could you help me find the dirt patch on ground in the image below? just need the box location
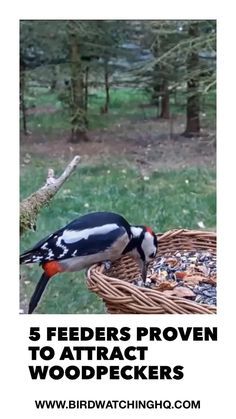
[26,105,58,116]
[20,116,216,172]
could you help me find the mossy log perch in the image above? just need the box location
[20,155,81,236]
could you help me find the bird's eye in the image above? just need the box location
[149,252,156,259]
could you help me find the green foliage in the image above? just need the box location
[20,159,216,314]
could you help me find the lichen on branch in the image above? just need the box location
[20,155,80,235]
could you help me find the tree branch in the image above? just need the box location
[20,155,81,235]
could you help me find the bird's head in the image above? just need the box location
[126,225,158,281]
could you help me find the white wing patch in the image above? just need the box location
[55,236,69,258]
[130,226,143,238]
[62,223,119,244]
[41,241,55,260]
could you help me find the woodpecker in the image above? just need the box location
[20,212,158,314]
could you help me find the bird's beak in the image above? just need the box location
[141,262,149,282]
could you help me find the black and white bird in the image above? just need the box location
[20,211,158,314]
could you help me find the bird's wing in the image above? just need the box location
[20,223,129,264]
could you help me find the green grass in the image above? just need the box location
[23,87,154,133]
[26,110,70,133]
[21,86,216,134]
[20,159,216,314]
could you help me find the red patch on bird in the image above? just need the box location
[42,261,63,278]
[145,226,154,236]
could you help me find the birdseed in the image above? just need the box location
[131,250,217,306]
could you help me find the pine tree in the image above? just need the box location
[68,22,89,142]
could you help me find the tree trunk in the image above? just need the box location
[160,79,170,119]
[184,22,200,137]
[68,25,89,142]
[152,83,160,118]
[84,65,89,113]
[103,59,110,113]
[152,61,160,118]
[20,58,28,135]
[50,65,58,92]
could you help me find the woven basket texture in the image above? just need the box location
[87,229,216,314]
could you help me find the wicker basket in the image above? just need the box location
[87,229,216,314]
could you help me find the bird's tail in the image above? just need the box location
[28,273,50,314]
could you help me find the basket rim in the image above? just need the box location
[157,228,216,239]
